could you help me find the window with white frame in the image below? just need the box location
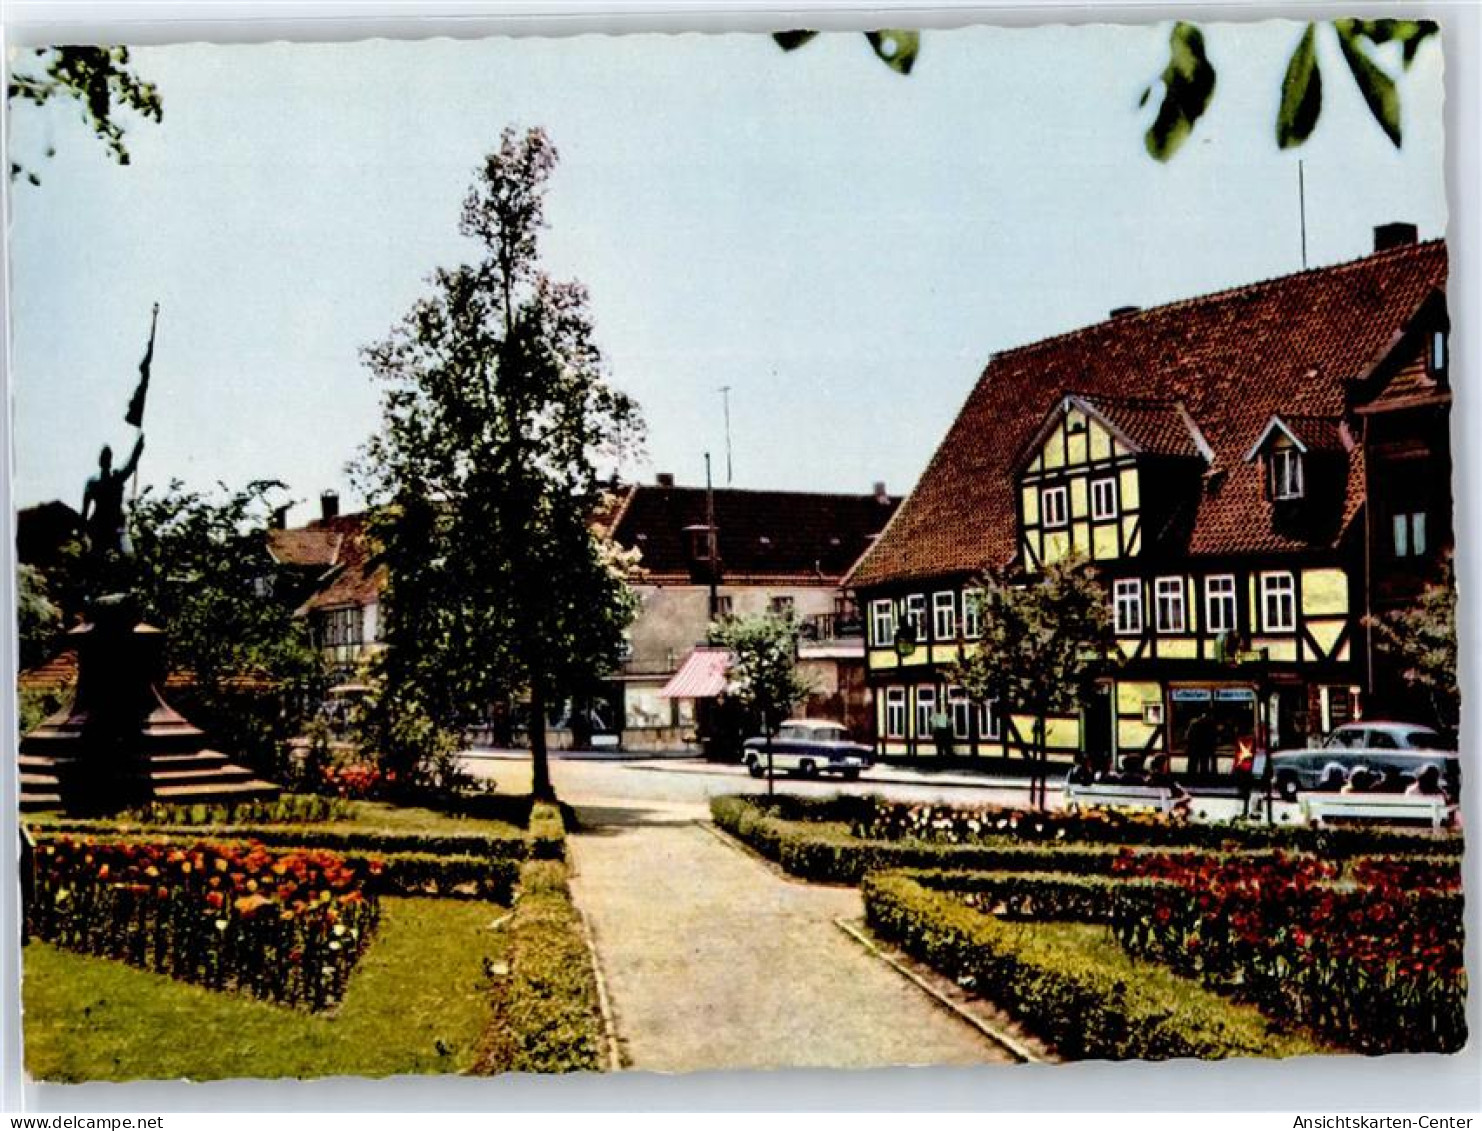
[905,594,926,637]
[1204,574,1237,634]
[1091,477,1118,520]
[769,595,795,616]
[1041,485,1068,528]
[715,595,735,618]
[1393,512,1428,558]
[871,599,894,646]
[1260,571,1296,631]
[916,686,937,737]
[884,688,906,738]
[978,697,1001,739]
[932,591,956,640]
[1270,448,1304,500]
[1155,576,1186,634]
[1113,579,1143,636]
[948,685,972,739]
[963,588,983,638]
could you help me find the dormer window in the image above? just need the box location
[685,525,716,561]
[1270,448,1304,500]
[1430,330,1448,378]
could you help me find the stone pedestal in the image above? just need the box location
[19,599,279,814]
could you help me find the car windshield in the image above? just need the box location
[1323,728,1367,749]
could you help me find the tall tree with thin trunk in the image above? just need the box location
[359,127,643,801]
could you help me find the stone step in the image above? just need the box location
[20,793,64,811]
[147,765,257,784]
[20,772,62,787]
[152,780,279,800]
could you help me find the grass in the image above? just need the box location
[23,897,509,1082]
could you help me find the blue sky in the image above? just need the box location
[8,20,1446,518]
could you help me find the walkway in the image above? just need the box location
[565,797,1011,1073]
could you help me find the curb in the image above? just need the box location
[832,917,1043,1065]
[576,904,625,1072]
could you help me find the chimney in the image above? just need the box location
[1110,305,1141,319]
[1374,222,1418,252]
[873,481,889,504]
[655,472,675,488]
[270,504,290,530]
[320,490,340,522]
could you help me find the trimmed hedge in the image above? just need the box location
[369,852,519,903]
[863,870,1323,1061]
[527,803,567,861]
[727,793,1463,856]
[37,820,531,862]
[712,796,1261,884]
[477,804,605,1074]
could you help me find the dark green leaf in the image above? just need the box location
[865,30,920,75]
[1276,23,1323,149]
[773,30,819,52]
[1354,19,1440,68]
[1335,19,1402,147]
[1144,22,1218,162]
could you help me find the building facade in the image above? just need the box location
[848,230,1450,772]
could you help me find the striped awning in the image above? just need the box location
[659,648,731,699]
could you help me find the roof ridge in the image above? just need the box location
[988,239,1443,364]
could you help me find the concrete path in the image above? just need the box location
[565,797,1011,1073]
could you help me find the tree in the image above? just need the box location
[7,46,162,184]
[17,563,62,671]
[708,610,811,795]
[127,480,323,776]
[1368,554,1457,732]
[359,126,644,802]
[947,556,1118,810]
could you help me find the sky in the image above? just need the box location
[6,20,1448,521]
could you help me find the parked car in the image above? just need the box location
[1270,721,1459,800]
[742,720,873,780]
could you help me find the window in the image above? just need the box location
[1260,572,1296,632]
[1113,579,1143,636]
[916,686,937,738]
[1155,576,1186,634]
[715,595,735,618]
[769,595,795,616]
[1091,477,1118,520]
[948,686,972,740]
[1393,512,1428,558]
[871,599,894,646]
[1432,330,1448,376]
[932,592,957,640]
[963,588,983,639]
[1270,448,1304,500]
[905,594,926,637]
[1204,575,1237,634]
[885,688,906,738]
[686,526,717,560]
[321,606,364,650]
[978,698,1001,739]
[1041,485,1068,528]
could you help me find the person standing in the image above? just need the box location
[1184,707,1217,777]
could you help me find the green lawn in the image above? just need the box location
[24,897,509,1082]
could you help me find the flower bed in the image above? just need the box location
[847,797,1463,855]
[1107,851,1466,1054]
[27,837,380,1010]
[863,870,1322,1061]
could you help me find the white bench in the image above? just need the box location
[1064,782,1180,815]
[1301,792,1455,829]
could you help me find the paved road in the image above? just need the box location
[464,750,1269,822]
[562,795,1009,1072]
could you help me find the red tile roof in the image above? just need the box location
[849,240,1447,588]
[292,513,385,614]
[266,527,344,569]
[609,484,900,584]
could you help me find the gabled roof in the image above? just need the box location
[849,239,1447,588]
[608,483,900,584]
[1023,394,1210,468]
[1244,414,1349,461]
[266,527,344,569]
[291,513,386,614]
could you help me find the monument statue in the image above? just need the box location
[80,434,145,574]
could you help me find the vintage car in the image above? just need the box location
[742,720,873,780]
[1270,721,1459,800]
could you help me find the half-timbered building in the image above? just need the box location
[848,229,1450,772]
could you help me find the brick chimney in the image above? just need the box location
[320,490,340,522]
[1374,222,1418,252]
[655,472,675,488]
[874,481,889,504]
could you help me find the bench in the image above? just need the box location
[1301,792,1456,829]
[1063,781,1181,815]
